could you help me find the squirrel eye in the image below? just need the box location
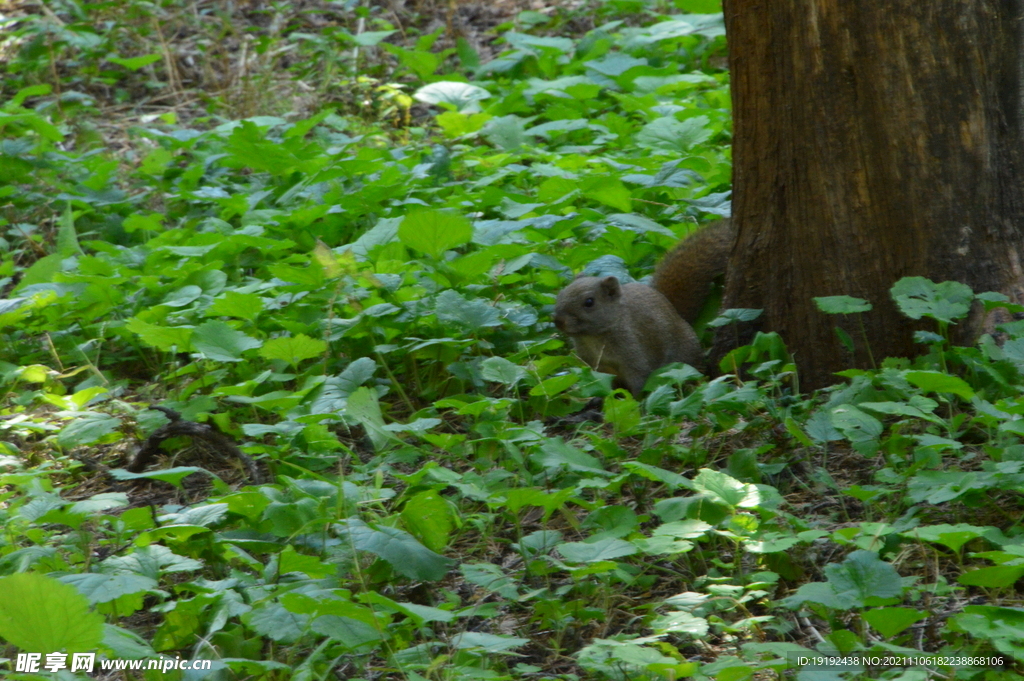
[584,297,594,308]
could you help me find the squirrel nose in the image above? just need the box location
[554,315,566,331]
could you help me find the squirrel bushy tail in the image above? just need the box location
[651,219,735,324]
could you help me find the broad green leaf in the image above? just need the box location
[346,386,396,451]
[436,111,492,137]
[830,405,883,443]
[529,373,578,396]
[636,116,712,154]
[708,308,762,327]
[904,370,975,399]
[649,611,709,637]
[824,550,903,607]
[191,320,262,362]
[340,518,455,581]
[108,54,162,70]
[692,469,760,508]
[483,115,526,151]
[557,538,638,563]
[207,291,264,320]
[57,204,82,256]
[414,81,491,112]
[351,30,395,46]
[461,563,521,599]
[279,546,334,579]
[162,285,203,307]
[110,467,213,490]
[958,566,1024,588]
[583,176,632,211]
[435,289,501,329]
[814,295,872,314]
[398,209,473,259]
[258,334,326,367]
[451,631,530,652]
[125,318,193,351]
[59,573,158,604]
[533,437,606,474]
[0,573,104,652]
[891,277,973,323]
[401,491,454,553]
[243,603,308,644]
[905,524,987,553]
[863,607,928,638]
[311,615,382,649]
[57,413,121,447]
[481,356,528,386]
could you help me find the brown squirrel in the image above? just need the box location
[553,220,734,396]
[652,219,735,324]
[553,276,704,397]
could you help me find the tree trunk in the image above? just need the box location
[719,1,1024,389]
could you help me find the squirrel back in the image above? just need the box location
[652,219,735,324]
[553,276,703,397]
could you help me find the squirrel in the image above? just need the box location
[553,220,734,397]
[553,276,704,398]
[652,219,735,324]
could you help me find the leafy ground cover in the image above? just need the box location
[1,1,1023,679]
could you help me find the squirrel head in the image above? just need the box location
[553,275,624,335]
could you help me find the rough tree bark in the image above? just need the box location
[719,1,1024,389]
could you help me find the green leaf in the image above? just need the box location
[110,467,213,489]
[414,81,491,112]
[583,176,632,211]
[691,469,760,508]
[708,308,763,327]
[311,615,382,649]
[436,111,492,137]
[108,54,162,70]
[398,209,473,259]
[862,607,927,638]
[451,631,530,652]
[814,295,872,314]
[435,289,501,329]
[0,573,104,652]
[891,276,974,323]
[345,386,396,451]
[125,318,194,351]
[650,611,709,637]
[636,116,712,154]
[340,518,455,581]
[161,285,203,307]
[462,563,521,599]
[59,573,158,604]
[830,405,883,443]
[57,413,121,447]
[401,491,454,553]
[481,356,528,386]
[824,550,903,607]
[207,291,264,320]
[57,204,82,256]
[243,602,308,644]
[258,334,326,367]
[483,115,526,151]
[557,538,638,563]
[905,524,985,552]
[279,546,334,579]
[191,320,262,362]
[533,437,607,475]
[958,566,1024,588]
[529,373,578,397]
[904,370,975,399]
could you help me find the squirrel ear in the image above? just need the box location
[600,276,621,296]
